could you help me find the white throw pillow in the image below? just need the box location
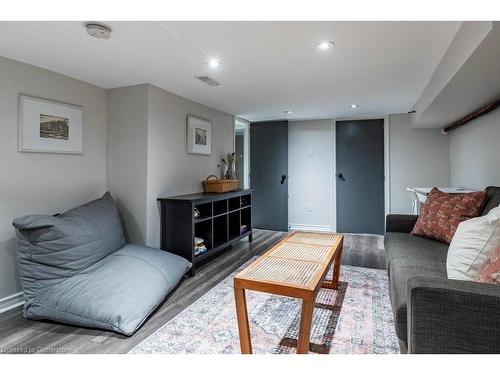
[447,206,500,281]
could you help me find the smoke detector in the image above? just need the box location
[195,75,221,86]
[85,23,112,39]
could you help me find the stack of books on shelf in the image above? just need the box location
[194,237,208,256]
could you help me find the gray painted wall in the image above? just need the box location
[0,57,107,301]
[0,62,234,304]
[450,109,500,190]
[3,56,490,306]
[107,84,235,248]
[389,113,451,213]
[146,84,235,248]
[106,85,149,245]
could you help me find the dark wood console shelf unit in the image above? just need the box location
[158,189,253,276]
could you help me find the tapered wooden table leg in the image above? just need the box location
[234,286,252,354]
[332,242,343,289]
[297,294,315,354]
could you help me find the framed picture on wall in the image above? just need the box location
[186,115,212,155]
[18,94,84,154]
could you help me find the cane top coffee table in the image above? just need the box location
[233,231,344,354]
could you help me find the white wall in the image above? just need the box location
[450,109,500,190]
[288,120,334,231]
[0,57,107,301]
[146,84,235,247]
[389,113,451,213]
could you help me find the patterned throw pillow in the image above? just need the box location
[447,206,500,280]
[411,187,487,244]
[475,247,500,284]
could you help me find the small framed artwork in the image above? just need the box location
[18,94,84,154]
[186,115,212,155]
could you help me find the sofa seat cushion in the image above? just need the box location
[389,259,446,342]
[385,232,449,273]
[23,244,191,336]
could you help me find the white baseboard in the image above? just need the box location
[0,292,25,314]
[288,223,334,232]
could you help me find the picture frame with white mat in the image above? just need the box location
[18,94,84,154]
[186,114,212,155]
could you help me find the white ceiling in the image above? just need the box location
[0,21,461,122]
[412,22,500,128]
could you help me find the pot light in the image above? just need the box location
[284,110,292,114]
[208,58,220,69]
[316,41,335,50]
[349,104,359,109]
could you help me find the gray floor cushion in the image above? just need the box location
[13,192,191,335]
[24,244,191,336]
[13,192,126,302]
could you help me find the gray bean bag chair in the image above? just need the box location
[12,192,191,336]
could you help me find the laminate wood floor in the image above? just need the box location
[0,230,385,354]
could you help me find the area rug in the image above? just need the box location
[130,264,399,354]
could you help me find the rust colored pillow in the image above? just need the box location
[475,247,500,284]
[411,187,487,244]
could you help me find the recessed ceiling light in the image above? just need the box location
[208,58,220,69]
[85,22,112,40]
[284,110,292,114]
[316,41,335,50]
[349,104,359,109]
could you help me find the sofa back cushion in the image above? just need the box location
[447,206,500,281]
[482,186,500,216]
[411,187,487,244]
[12,192,126,302]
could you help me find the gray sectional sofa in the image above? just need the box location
[385,186,500,353]
[13,192,191,336]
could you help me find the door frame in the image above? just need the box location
[332,115,390,233]
[234,117,251,189]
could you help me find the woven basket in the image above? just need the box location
[202,175,239,193]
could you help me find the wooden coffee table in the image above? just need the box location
[234,231,343,354]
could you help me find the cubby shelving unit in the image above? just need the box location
[158,189,252,276]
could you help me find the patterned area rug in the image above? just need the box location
[130,264,399,354]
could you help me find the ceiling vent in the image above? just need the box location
[195,75,221,86]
